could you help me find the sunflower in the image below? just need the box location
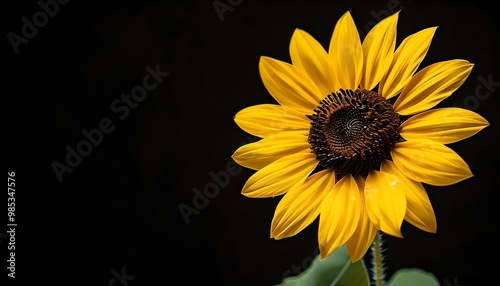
[231,10,489,262]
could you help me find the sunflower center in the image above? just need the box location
[308,88,401,177]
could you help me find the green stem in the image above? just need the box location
[371,231,385,286]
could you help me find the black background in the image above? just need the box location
[2,0,499,285]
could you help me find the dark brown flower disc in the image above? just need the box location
[308,88,401,177]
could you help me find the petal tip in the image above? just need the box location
[427,26,439,34]
[270,231,275,239]
[319,251,328,260]
[259,56,272,64]
[421,222,437,234]
[383,228,404,238]
[318,245,329,260]
[392,231,404,239]
[349,256,362,263]
[273,234,285,240]
[241,187,255,197]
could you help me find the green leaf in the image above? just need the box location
[276,244,370,286]
[387,268,440,286]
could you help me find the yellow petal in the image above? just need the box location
[378,27,437,99]
[259,56,322,114]
[271,169,336,239]
[360,11,398,90]
[381,160,436,233]
[290,29,339,95]
[234,104,310,138]
[394,60,474,115]
[346,176,378,262]
[364,170,406,238]
[400,107,490,144]
[242,150,318,198]
[391,139,473,186]
[319,175,361,259]
[329,11,363,90]
[232,131,310,170]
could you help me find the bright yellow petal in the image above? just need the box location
[393,60,474,115]
[381,160,437,233]
[364,170,406,238]
[319,175,361,259]
[271,169,336,239]
[391,139,473,186]
[234,104,310,138]
[242,150,318,198]
[290,29,338,95]
[232,131,310,170]
[329,11,363,90]
[378,27,437,99]
[259,56,322,114]
[360,11,398,90]
[400,107,489,144]
[346,176,378,262]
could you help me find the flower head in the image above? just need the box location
[232,11,489,262]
